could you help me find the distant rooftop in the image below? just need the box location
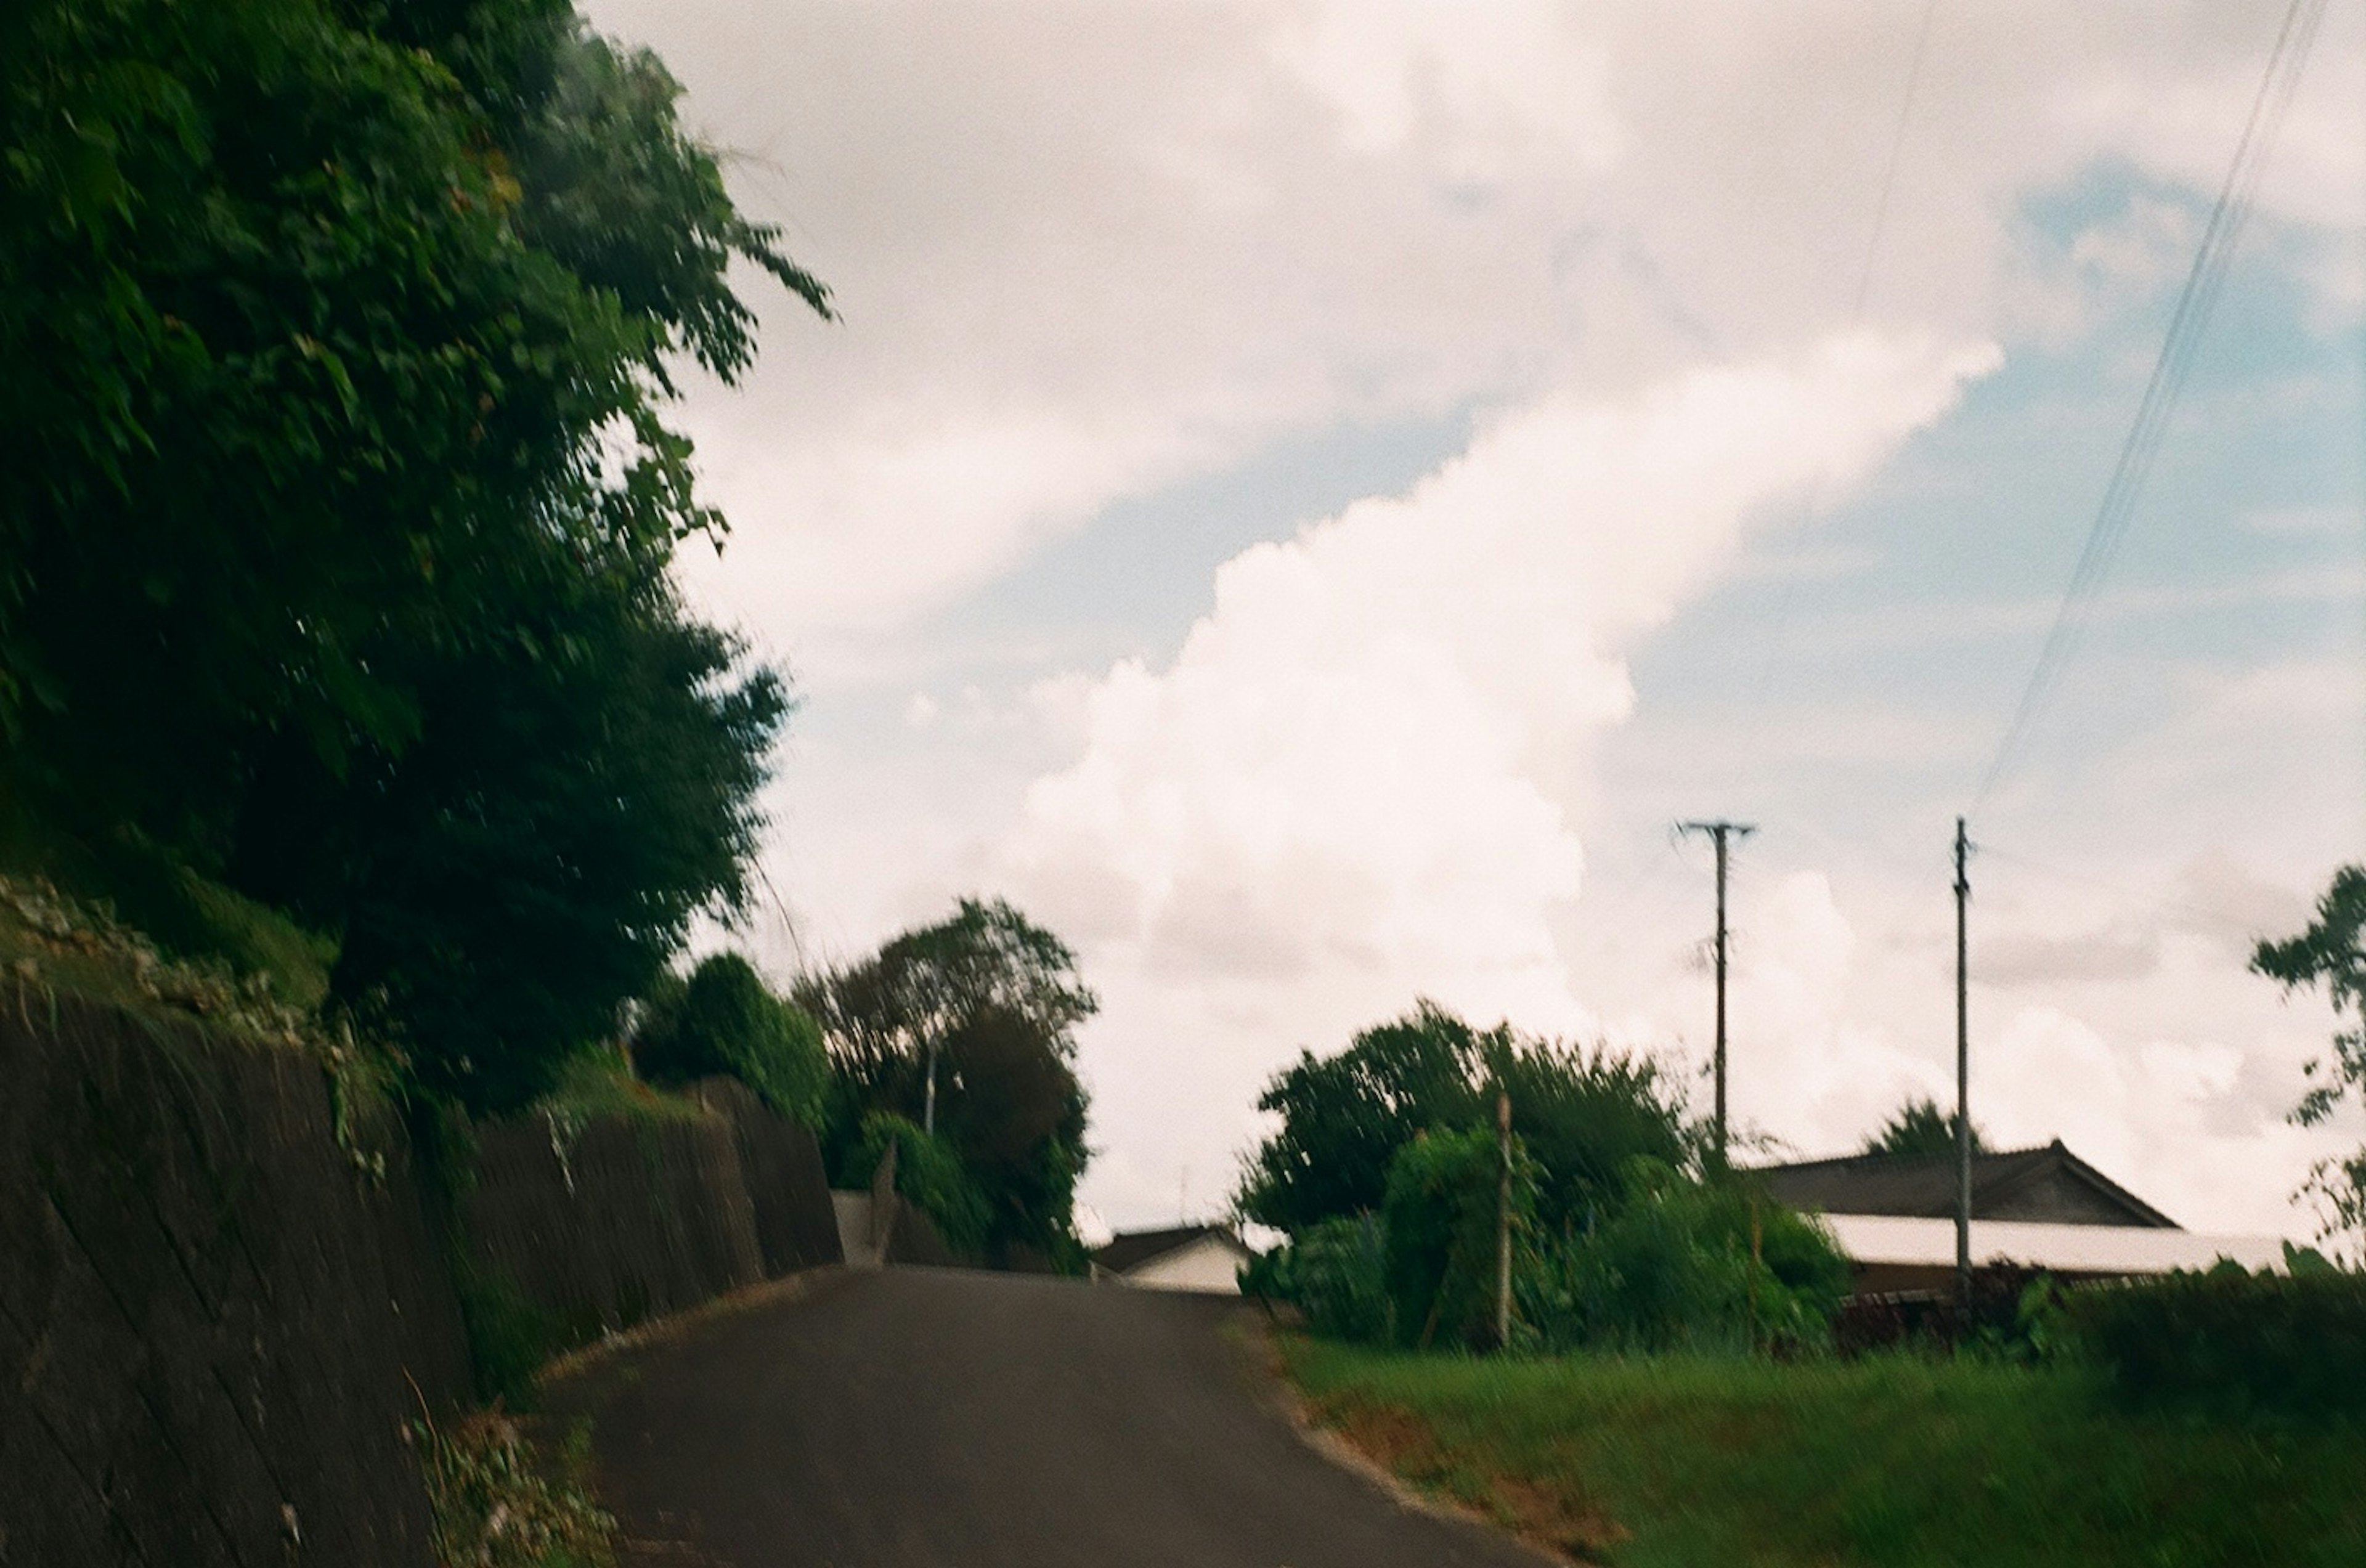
[1091,1224,1246,1275]
[1750,1139,2179,1230]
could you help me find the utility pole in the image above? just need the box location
[1954,815,1973,1310]
[923,1041,938,1135]
[1495,1087,1512,1352]
[1678,819,1755,1165]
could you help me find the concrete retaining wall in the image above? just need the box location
[0,991,840,1568]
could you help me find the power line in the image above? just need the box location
[1848,0,1941,324]
[1972,0,2330,814]
[1978,843,2269,936]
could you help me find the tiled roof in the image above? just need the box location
[1750,1139,2179,1229]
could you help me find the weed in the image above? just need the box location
[412,1412,617,1568]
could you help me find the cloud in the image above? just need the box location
[569,0,2365,1233]
[998,333,1993,1212]
[587,0,2362,651]
[1980,925,2162,986]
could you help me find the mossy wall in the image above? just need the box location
[0,991,840,1568]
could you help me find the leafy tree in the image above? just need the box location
[2254,866,2366,1241]
[630,952,826,1127]
[801,897,1097,1088]
[1498,1033,1692,1232]
[1863,1095,1985,1160]
[1,0,827,1108]
[236,561,786,1112]
[1237,1000,1689,1233]
[1238,1001,1486,1232]
[1245,1216,1391,1343]
[935,1002,1091,1262]
[803,899,1096,1265]
[3,0,816,835]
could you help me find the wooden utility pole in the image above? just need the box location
[1954,815,1973,1308]
[923,1041,938,1135]
[1495,1087,1513,1351]
[1678,820,1755,1164]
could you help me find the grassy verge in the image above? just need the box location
[1280,1336,2366,1567]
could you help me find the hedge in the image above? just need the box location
[2067,1262,2366,1420]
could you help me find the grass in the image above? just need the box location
[1280,1336,2366,1566]
[0,798,335,1009]
[533,1053,709,1128]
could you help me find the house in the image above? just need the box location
[1091,1224,1256,1294]
[1751,1139,2285,1294]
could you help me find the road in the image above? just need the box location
[551,1266,1545,1568]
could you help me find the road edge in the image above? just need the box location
[1227,1312,1572,1567]
[537,1264,855,1391]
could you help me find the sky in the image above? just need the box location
[582,0,2366,1245]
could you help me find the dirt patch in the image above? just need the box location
[1240,1320,1625,1566]
[1487,1473,1628,1564]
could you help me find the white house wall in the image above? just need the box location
[1124,1237,1250,1294]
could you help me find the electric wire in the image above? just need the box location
[1977,843,2272,938]
[1969,0,2330,816]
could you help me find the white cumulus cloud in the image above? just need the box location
[999,333,1997,1214]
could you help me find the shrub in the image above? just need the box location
[415,1413,617,1568]
[848,1112,991,1257]
[1279,1215,1396,1343]
[2065,1259,2366,1420]
[631,953,827,1126]
[1519,1161,1849,1354]
[1383,1126,1538,1350]
[1829,1263,2067,1360]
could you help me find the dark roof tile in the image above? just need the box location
[1749,1139,2179,1229]
[1091,1224,1247,1274]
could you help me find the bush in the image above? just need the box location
[1271,1215,1395,1343]
[631,953,827,1126]
[1519,1161,1849,1354]
[416,1412,618,1568]
[2065,1257,2366,1420]
[847,1112,991,1257]
[1831,1264,2065,1360]
[1383,1126,1537,1350]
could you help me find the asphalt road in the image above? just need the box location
[553,1267,1544,1568]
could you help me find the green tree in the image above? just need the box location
[801,897,1097,1089]
[935,1002,1091,1263]
[235,561,786,1112]
[1,0,827,1109]
[1237,1000,1689,1233]
[631,952,826,1127]
[1238,1001,1486,1232]
[1863,1095,1985,1160]
[2253,866,2366,1241]
[803,899,1096,1265]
